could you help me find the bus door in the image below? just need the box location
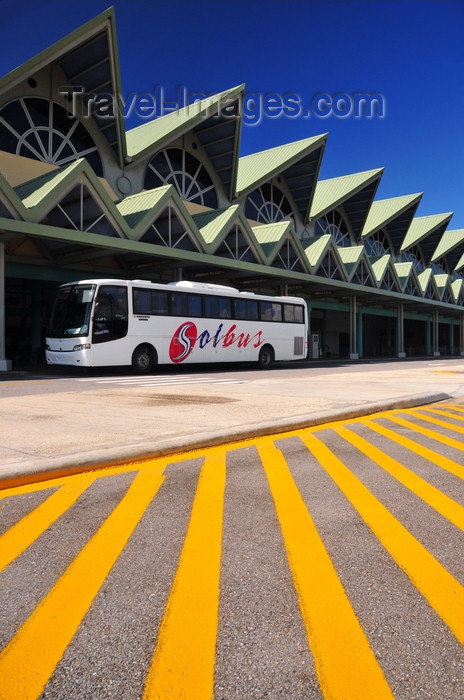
[91,285,128,362]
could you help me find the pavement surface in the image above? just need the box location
[1,357,464,488]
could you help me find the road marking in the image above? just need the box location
[143,450,226,700]
[75,375,247,387]
[408,409,464,435]
[334,423,464,530]
[0,461,166,700]
[379,413,464,453]
[415,406,464,424]
[0,474,95,573]
[299,431,464,645]
[362,417,464,480]
[257,439,395,700]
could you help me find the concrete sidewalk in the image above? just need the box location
[1,358,463,488]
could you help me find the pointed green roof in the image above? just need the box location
[338,246,365,281]
[310,168,383,220]
[451,278,463,303]
[370,254,391,285]
[393,261,413,292]
[401,212,453,252]
[236,134,326,194]
[433,274,450,300]
[126,85,244,159]
[192,206,239,244]
[300,234,332,270]
[116,186,173,230]
[431,228,464,264]
[361,193,422,238]
[417,268,433,295]
[0,8,127,167]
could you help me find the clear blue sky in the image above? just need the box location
[1,0,463,228]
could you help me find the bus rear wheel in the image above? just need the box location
[132,344,156,374]
[258,345,274,369]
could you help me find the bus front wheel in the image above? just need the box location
[258,345,274,369]
[132,344,156,374]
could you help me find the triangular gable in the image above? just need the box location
[401,213,453,263]
[371,255,401,292]
[393,262,413,293]
[236,134,327,222]
[361,193,422,238]
[434,274,453,303]
[0,8,127,167]
[251,221,308,272]
[349,253,376,287]
[403,267,421,297]
[301,234,331,273]
[117,186,203,252]
[15,160,126,236]
[337,246,364,282]
[310,240,346,281]
[431,229,464,272]
[192,206,262,263]
[417,269,439,300]
[310,168,383,239]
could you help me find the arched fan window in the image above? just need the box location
[431,258,448,274]
[315,210,352,247]
[0,97,102,175]
[245,183,293,224]
[144,148,218,208]
[364,230,390,257]
[401,246,424,271]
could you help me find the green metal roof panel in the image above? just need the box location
[401,213,453,252]
[116,186,172,228]
[361,193,422,238]
[14,162,79,208]
[300,235,331,268]
[433,274,449,295]
[431,228,464,262]
[337,246,364,265]
[310,168,383,220]
[417,268,432,294]
[126,85,244,159]
[192,206,240,246]
[370,254,391,284]
[393,262,413,291]
[235,134,327,195]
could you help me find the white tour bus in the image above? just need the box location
[45,279,308,372]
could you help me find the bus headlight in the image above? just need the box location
[73,343,91,351]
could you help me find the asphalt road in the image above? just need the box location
[1,401,464,699]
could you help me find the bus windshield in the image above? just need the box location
[47,284,95,338]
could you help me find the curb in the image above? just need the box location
[0,391,451,491]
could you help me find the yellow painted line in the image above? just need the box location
[0,462,166,700]
[143,450,226,700]
[409,409,464,435]
[257,440,394,700]
[382,414,464,454]
[416,406,464,424]
[334,424,464,530]
[366,416,464,481]
[434,403,464,413]
[299,431,464,645]
[0,474,95,573]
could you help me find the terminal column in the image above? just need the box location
[0,243,12,371]
[396,303,405,357]
[432,309,440,356]
[449,321,455,355]
[349,296,359,359]
[460,315,464,356]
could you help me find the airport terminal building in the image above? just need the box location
[1,8,463,370]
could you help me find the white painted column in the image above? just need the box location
[397,303,405,357]
[0,243,12,371]
[432,309,440,357]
